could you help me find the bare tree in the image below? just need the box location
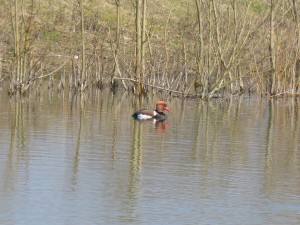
[10,0,36,95]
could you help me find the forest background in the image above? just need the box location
[0,0,299,98]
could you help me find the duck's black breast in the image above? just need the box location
[153,111,167,121]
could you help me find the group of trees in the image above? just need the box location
[0,0,299,98]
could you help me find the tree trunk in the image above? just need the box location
[112,0,122,89]
[141,0,146,80]
[268,0,276,96]
[292,0,300,94]
[14,0,20,83]
[135,0,146,95]
[195,0,205,97]
[80,0,86,91]
[135,0,142,95]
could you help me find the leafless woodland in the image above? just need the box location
[0,0,299,98]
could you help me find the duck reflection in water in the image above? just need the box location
[133,118,171,133]
[155,120,170,133]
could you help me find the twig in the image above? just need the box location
[37,60,69,79]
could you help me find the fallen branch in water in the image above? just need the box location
[37,60,69,79]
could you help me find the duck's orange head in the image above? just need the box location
[156,101,172,113]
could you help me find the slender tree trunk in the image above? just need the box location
[163,7,173,85]
[292,0,300,94]
[14,0,20,83]
[195,0,204,97]
[21,0,34,87]
[209,0,225,98]
[207,1,213,95]
[80,0,86,91]
[231,0,238,91]
[141,0,146,80]
[268,0,276,95]
[135,0,142,95]
[135,0,146,95]
[112,0,122,89]
[116,0,121,46]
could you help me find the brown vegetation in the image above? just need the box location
[0,0,300,98]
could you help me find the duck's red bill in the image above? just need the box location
[165,107,172,112]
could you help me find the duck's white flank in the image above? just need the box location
[137,111,157,120]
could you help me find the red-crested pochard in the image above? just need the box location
[132,101,172,121]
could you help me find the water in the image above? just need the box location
[0,87,299,225]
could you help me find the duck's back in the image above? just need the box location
[132,109,156,120]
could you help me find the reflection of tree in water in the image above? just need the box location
[128,114,171,202]
[265,99,274,170]
[130,120,143,184]
[71,94,86,190]
[112,92,127,160]
[4,98,28,193]
[264,98,300,193]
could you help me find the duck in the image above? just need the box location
[132,101,172,121]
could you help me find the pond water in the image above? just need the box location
[0,86,299,225]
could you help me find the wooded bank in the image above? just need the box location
[0,0,299,98]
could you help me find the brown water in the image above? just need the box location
[0,86,299,225]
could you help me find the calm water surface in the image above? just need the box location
[0,87,299,225]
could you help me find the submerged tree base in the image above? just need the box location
[2,76,294,101]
